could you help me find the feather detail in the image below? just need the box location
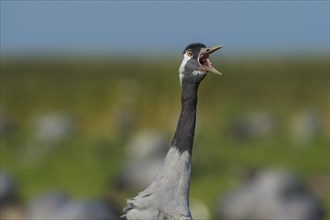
[123,148,192,220]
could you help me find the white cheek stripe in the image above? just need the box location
[192,70,205,75]
[178,54,192,86]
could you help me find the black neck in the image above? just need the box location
[171,82,200,154]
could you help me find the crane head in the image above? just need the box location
[179,43,222,85]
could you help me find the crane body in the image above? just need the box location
[123,43,222,220]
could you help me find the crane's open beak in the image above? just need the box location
[199,45,222,75]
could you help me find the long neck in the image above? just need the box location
[171,82,199,154]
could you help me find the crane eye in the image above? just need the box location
[186,50,193,57]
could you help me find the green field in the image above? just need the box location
[1,55,329,218]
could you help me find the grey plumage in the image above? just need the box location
[124,148,192,220]
[123,43,222,220]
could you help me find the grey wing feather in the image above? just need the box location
[122,189,154,217]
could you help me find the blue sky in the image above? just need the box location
[1,1,329,55]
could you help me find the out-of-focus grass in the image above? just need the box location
[1,55,329,218]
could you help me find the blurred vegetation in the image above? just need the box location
[1,55,329,218]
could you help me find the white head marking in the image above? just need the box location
[192,70,206,76]
[178,53,192,86]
